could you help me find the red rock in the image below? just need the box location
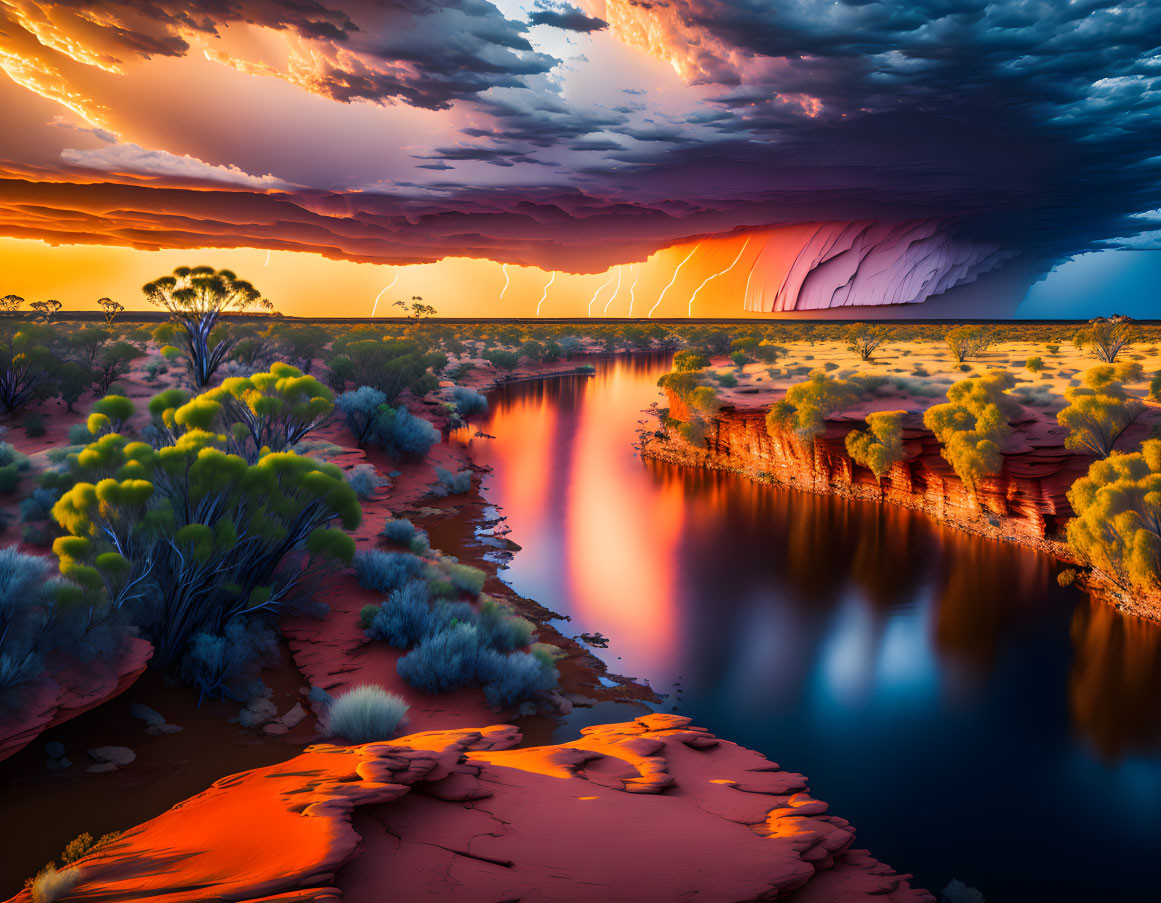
[1,716,931,903]
[0,636,152,763]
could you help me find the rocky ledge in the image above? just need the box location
[3,714,931,903]
[0,636,153,763]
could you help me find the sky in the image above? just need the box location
[1,0,1159,318]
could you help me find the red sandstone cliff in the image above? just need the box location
[649,389,1087,552]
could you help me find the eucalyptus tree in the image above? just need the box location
[30,299,62,323]
[923,370,1021,493]
[142,266,273,387]
[0,294,23,316]
[1057,364,1144,458]
[97,297,124,326]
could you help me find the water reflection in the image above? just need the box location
[459,353,1161,901]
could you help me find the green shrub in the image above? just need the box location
[672,350,708,371]
[1057,365,1143,458]
[1025,356,1044,373]
[48,424,359,695]
[944,325,995,363]
[845,410,905,480]
[923,370,1020,491]
[767,369,860,445]
[1066,439,1161,593]
[346,464,381,499]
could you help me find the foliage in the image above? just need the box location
[1066,439,1161,593]
[1057,365,1144,458]
[0,326,55,412]
[450,385,488,416]
[1075,315,1134,363]
[87,395,135,437]
[354,549,425,595]
[59,831,121,866]
[944,325,996,363]
[380,517,417,544]
[923,370,1020,491]
[142,265,273,387]
[766,369,860,445]
[150,363,333,461]
[325,335,440,401]
[1025,356,1044,373]
[336,386,388,445]
[30,300,62,323]
[673,349,709,371]
[0,441,30,492]
[373,405,439,459]
[325,682,409,741]
[846,324,891,362]
[346,464,382,499]
[97,298,124,326]
[845,410,905,480]
[483,348,519,370]
[29,864,82,903]
[47,423,359,691]
[0,294,24,315]
[433,466,472,495]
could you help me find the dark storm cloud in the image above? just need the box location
[3,0,556,110]
[596,0,1161,256]
[527,2,608,33]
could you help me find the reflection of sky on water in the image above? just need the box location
[461,353,1161,901]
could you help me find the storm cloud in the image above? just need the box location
[0,0,1159,296]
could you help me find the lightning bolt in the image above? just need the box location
[500,263,510,301]
[648,244,700,318]
[535,271,557,317]
[743,258,757,310]
[602,265,623,316]
[264,249,270,266]
[628,265,641,317]
[371,272,399,317]
[687,236,751,317]
[586,269,617,317]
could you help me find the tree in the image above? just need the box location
[142,266,273,387]
[30,299,62,323]
[846,324,892,362]
[1057,364,1143,458]
[923,370,1020,493]
[944,325,996,363]
[48,427,360,693]
[1076,315,1134,363]
[392,296,436,318]
[1066,440,1161,593]
[94,340,144,394]
[150,363,334,462]
[0,327,55,412]
[97,297,124,326]
[845,410,906,486]
[766,369,861,446]
[0,294,24,316]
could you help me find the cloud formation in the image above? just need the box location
[0,0,1158,311]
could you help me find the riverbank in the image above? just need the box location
[644,381,1161,622]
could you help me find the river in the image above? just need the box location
[459,351,1161,902]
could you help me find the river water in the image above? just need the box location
[460,352,1161,902]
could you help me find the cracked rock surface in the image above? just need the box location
[1,715,931,903]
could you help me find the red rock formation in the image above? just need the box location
[2,715,932,903]
[0,636,153,763]
[651,389,1085,553]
